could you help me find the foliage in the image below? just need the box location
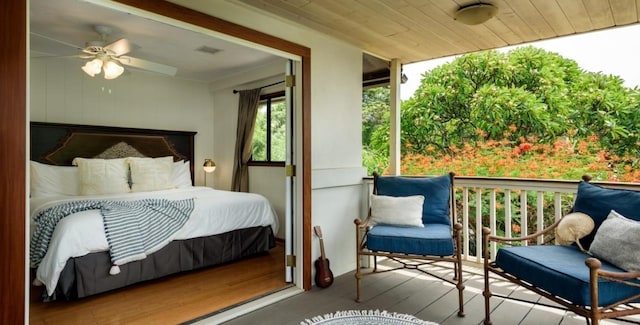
[252,99,287,161]
[362,87,391,174]
[363,46,640,180]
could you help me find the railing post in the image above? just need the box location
[489,189,497,258]
[520,191,528,245]
[475,189,483,263]
[536,191,544,244]
[463,188,470,260]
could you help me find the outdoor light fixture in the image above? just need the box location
[454,3,498,25]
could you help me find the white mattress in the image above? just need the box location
[30,187,279,296]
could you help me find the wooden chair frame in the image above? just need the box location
[482,178,640,325]
[354,172,465,317]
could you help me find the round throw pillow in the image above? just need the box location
[556,212,594,252]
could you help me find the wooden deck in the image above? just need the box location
[220,261,638,325]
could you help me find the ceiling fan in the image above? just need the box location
[67,25,177,79]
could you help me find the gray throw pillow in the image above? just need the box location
[589,210,640,272]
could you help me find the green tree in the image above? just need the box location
[362,86,390,174]
[381,46,638,158]
[363,46,640,175]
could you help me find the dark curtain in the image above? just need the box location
[231,88,261,192]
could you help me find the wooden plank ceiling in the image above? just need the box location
[238,0,640,64]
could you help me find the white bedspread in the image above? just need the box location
[30,187,279,296]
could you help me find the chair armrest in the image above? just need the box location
[586,258,640,280]
[354,216,371,228]
[483,218,563,244]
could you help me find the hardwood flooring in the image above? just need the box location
[29,242,287,325]
[221,261,640,325]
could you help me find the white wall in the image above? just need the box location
[249,166,286,239]
[30,57,215,186]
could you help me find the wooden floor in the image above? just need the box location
[222,261,640,325]
[29,242,287,324]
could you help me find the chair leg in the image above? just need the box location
[355,266,362,302]
[454,227,465,317]
[482,228,492,325]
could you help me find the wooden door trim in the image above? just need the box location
[2,1,27,324]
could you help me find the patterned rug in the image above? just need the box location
[300,310,439,325]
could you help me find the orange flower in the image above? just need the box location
[519,142,533,152]
[512,224,521,233]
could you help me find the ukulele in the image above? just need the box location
[313,225,334,288]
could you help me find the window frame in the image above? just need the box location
[249,90,286,167]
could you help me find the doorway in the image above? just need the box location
[32,1,304,320]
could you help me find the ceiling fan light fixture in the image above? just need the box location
[103,60,124,79]
[454,3,498,25]
[82,58,103,77]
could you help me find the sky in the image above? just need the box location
[400,24,640,100]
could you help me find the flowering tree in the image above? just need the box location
[363,46,640,180]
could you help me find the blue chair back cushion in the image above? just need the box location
[496,245,640,306]
[367,224,454,256]
[375,174,451,225]
[573,181,640,248]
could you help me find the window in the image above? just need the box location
[250,91,286,165]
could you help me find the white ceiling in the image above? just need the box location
[29,0,285,83]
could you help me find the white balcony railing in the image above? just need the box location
[364,176,640,263]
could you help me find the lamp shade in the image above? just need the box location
[203,159,216,173]
[454,3,498,25]
[103,60,125,79]
[81,58,103,77]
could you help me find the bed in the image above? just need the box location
[30,122,278,301]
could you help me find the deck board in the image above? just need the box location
[221,262,636,325]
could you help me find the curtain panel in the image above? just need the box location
[231,88,261,192]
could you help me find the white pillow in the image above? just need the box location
[72,158,130,195]
[128,156,175,192]
[30,161,80,197]
[370,195,425,228]
[172,160,193,188]
[589,210,640,272]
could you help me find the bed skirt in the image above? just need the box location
[41,225,275,301]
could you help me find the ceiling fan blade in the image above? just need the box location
[105,38,131,56]
[30,32,84,56]
[118,56,177,76]
[32,53,95,60]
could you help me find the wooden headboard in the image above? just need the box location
[30,122,197,183]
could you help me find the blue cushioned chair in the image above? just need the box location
[482,176,640,325]
[354,172,464,317]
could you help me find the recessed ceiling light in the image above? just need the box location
[195,45,222,55]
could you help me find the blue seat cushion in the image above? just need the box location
[496,245,640,306]
[376,174,451,225]
[573,181,640,248]
[366,223,454,256]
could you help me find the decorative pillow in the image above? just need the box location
[589,210,640,272]
[556,212,594,252]
[72,158,130,195]
[30,161,80,197]
[369,195,425,228]
[376,174,451,225]
[172,160,193,188]
[572,181,640,249]
[128,156,175,192]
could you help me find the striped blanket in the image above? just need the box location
[30,198,195,269]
